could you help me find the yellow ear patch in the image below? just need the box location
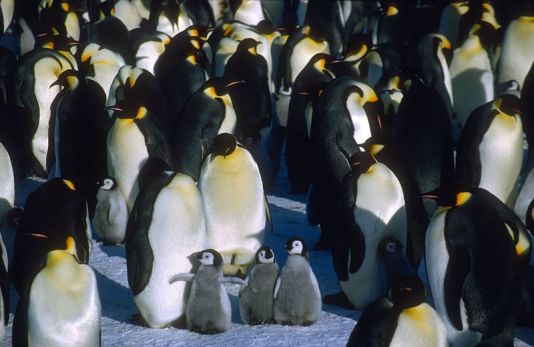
[455,192,472,206]
[204,86,217,99]
[369,144,384,156]
[368,91,378,103]
[386,5,399,16]
[66,236,76,254]
[248,46,257,55]
[63,179,76,191]
[43,41,54,50]
[188,28,199,37]
[186,54,197,65]
[190,39,200,50]
[136,106,147,120]
[61,2,70,11]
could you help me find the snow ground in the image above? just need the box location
[1,168,534,346]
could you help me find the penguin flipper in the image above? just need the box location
[220,276,247,286]
[273,276,281,299]
[169,273,195,284]
[443,241,469,331]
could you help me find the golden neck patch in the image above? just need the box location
[455,192,472,206]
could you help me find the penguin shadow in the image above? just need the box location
[93,270,136,322]
[98,243,126,258]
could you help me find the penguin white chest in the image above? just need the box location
[478,114,523,202]
[134,175,207,328]
[347,93,372,145]
[28,263,101,347]
[291,39,329,84]
[234,1,265,25]
[107,120,148,210]
[389,304,448,347]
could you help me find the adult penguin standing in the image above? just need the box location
[286,53,335,193]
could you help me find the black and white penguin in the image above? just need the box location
[147,0,194,37]
[11,178,92,296]
[303,0,343,57]
[92,177,128,244]
[274,237,321,325]
[223,38,271,143]
[130,28,170,75]
[107,73,171,211]
[439,0,470,48]
[126,158,208,328]
[335,151,407,310]
[455,94,524,204]
[199,133,267,276]
[169,249,240,334]
[170,78,237,181]
[425,189,521,346]
[5,44,75,177]
[37,0,81,46]
[450,21,496,131]
[12,236,101,347]
[230,0,267,26]
[496,6,534,93]
[239,245,279,325]
[347,237,448,347]
[286,53,334,193]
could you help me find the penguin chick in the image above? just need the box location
[274,237,321,325]
[169,249,245,334]
[239,246,279,325]
[92,177,128,244]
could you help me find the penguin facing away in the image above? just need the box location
[239,245,279,325]
[199,133,267,276]
[126,159,208,328]
[169,249,246,334]
[274,237,321,326]
[92,177,128,244]
[13,236,101,347]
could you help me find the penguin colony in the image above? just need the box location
[0,0,533,346]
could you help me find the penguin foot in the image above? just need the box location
[322,291,354,309]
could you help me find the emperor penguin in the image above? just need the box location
[107,0,142,31]
[231,0,266,26]
[286,53,335,193]
[126,158,208,329]
[455,94,524,204]
[335,151,407,310]
[147,0,194,38]
[169,249,239,334]
[37,0,81,46]
[11,178,92,296]
[131,29,170,75]
[107,75,171,211]
[92,177,128,245]
[0,142,14,227]
[496,9,534,92]
[274,237,321,326]
[5,44,75,177]
[12,236,101,347]
[449,21,496,131]
[199,133,267,276]
[439,1,470,47]
[425,190,521,346]
[170,78,237,181]
[347,238,447,347]
[239,245,279,325]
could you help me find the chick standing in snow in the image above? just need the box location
[239,246,279,324]
[274,237,321,325]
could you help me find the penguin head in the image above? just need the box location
[431,34,452,65]
[389,275,426,309]
[97,177,117,191]
[210,133,237,158]
[468,21,498,49]
[256,20,280,42]
[285,237,309,258]
[255,246,275,264]
[309,53,335,79]
[493,94,522,117]
[196,249,223,267]
[50,69,80,90]
[237,37,261,55]
[348,150,376,177]
[344,33,372,61]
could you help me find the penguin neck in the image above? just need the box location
[461,34,483,53]
[44,251,84,286]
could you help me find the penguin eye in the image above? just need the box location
[386,242,397,253]
[260,251,265,258]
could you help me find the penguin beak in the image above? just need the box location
[105,105,124,112]
[226,80,245,88]
[50,79,63,89]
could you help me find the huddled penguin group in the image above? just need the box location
[0,0,533,345]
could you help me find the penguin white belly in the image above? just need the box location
[478,114,523,203]
[93,191,128,244]
[450,47,494,128]
[218,283,231,325]
[114,0,142,31]
[65,12,80,41]
[32,57,69,173]
[135,42,163,75]
[0,143,14,226]
[199,150,265,271]
[87,58,123,101]
[437,47,453,105]
[28,264,100,347]
[389,303,448,347]
[347,96,372,145]
[290,39,329,84]
[497,17,534,89]
[218,103,237,135]
[1,0,14,33]
[234,1,265,25]
[134,174,207,328]
[340,164,407,309]
[157,15,180,38]
[107,120,149,210]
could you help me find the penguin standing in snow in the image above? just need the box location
[169,249,245,334]
[239,245,278,325]
[274,237,321,326]
[347,237,448,347]
[92,177,128,244]
[12,236,101,347]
